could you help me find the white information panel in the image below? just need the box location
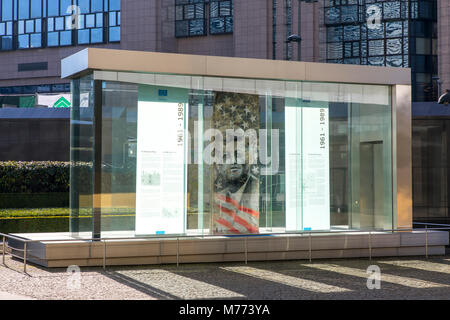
[285,106,330,231]
[135,101,188,235]
[285,106,302,231]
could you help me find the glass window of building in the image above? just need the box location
[175,0,207,37]
[209,0,233,34]
[323,0,437,102]
[0,0,120,49]
[175,0,233,37]
[0,0,13,50]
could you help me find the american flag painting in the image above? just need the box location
[211,91,260,234]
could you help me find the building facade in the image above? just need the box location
[0,0,320,106]
[320,0,438,102]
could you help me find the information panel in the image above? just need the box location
[285,105,330,231]
[135,101,188,235]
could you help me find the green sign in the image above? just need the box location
[53,97,71,108]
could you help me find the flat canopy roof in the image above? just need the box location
[61,48,411,86]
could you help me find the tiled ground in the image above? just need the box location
[0,254,449,300]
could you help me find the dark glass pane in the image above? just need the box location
[344,58,360,65]
[368,39,384,56]
[225,16,232,33]
[30,33,41,47]
[48,17,54,31]
[86,14,95,27]
[343,25,359,41]
[109,11,116,25]
[387,38,402,55]
[35,18,41,32]
[383,1,401,19]
[368,56,385,66]
[341,5,357,23]
[18,34,29,48]
[195,4,204,19]
[327,26,342,42]
[31,0,42,18]
[37,85,51,93]
[189,19,204,35]
[386,21,402,38]
[79,0,90,14]
[175,20,188,37]
[2,36,13,49]
[367,23,384,40]
[109,26,120,41]
[325,7,340,24]
[60,30,71,45]
[91,27,103,43]
[19,20,25,34]
[96,13,103,27]
[220,1,231,16]
[48,32,59,46]
[48,0,59,17]
[386,55,403,68]
[26,20,34,33]
[78,29,90,44]
[109,0,120,11]
[60,0,72,16]
[175,6,183,21]
[185,5,195,19]
[210,17,224,34]
[2,0,13,21]
[327,42,343,59]
[210,1,218,18]
[92,0,103,12]
[19,0,30,20]
[55,17,64,30]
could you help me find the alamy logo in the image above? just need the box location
[366,265,381,290]
[66,265,81,290]
[366,5,382,30]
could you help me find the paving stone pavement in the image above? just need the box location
[0,254,449,300]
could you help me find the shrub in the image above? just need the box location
[0,161,71,193]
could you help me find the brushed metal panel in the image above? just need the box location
[394,85,413,230]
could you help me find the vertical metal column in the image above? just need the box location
[93,80,103,240]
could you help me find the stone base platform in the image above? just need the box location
[6,231,449,268]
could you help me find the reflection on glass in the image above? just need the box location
[70,73,394,237]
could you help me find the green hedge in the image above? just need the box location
[0,161,71,193]
[0,193,69,209]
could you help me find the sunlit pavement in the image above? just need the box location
[0,255,449,300]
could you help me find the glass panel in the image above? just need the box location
[19,0,30,20]
[48,0,59,17]
[109,25,120,41]
[109,0,120,11]
[60,0,72,15]
[60,30,71,45]
[78,28,89,44]
[31,0,42,18]
[91,27,103,43]
[47,31,58,46]
[2,0,13,21]
[30,32,41,47]
[70,75,95,235]
[18,34,29,48]
[92,0,103,12]
[71,73,394,238]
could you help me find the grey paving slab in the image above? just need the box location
[0,254,449,300]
